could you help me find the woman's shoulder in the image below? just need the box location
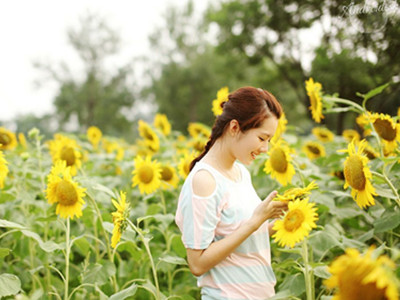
[192,168,216,198]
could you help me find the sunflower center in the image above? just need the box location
[307,145,321,155]
[270,148,288,173]
[319,133,327,139]
[284,209,305,232]
[310,94,317,108]
[143,129,154,141]
[373,119,396,141]
[60,147,76,166]
[0,133,11,146]
[138,166,154,184]
[56,180,78,206]
[344,155,366,190]
[161,166,173,181]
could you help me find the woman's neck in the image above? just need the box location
[203,139,236,171]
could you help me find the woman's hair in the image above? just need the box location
[190,86,283,171]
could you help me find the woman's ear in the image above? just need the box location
[228,119,240,136]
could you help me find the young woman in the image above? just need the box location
[175,87,288,299]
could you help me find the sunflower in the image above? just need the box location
[103,139,125,161]
[276,181,318,202]
[111,191,130,248]
[325,247,399,300]
[342,129,361,143]
[264,140,295,186]
[272,198,318,248]
[18,133,27,149]
[187,136,207,153]
[188,122,211,139]
[132,155,162,195]
[0,150,9,189]
[305,78,324,123]
[160,163,179,190]
[302,141,326,160]
[356,114,373,136]
[212,86,229,117]
[87,126,102,149]
[363,142,379,160]
[154,113,171,136]
[0,127,17,150]
[312,127,334,142]
[138,120,160,152]
[48,134,82,176]
[46,160,86,219]
[136,139,156,157]
[368,112,400,153]
[271,112,288,143]
[343,139,377,209]
[178,151,196,179]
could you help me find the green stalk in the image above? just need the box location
[86,193,118,292]
[323,96,364,114]
[159,190,167,215]
[127,219,160,300]
[64,218,71,300]
[301,239,314,300]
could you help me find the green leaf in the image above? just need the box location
[0,219,27,229]
[356,83,389,101]
[374,211,400,233]
[313,265,331,279]
[374,185,398,200]
[109,283,137,300]
[0,248,11,259]
[140,280,167,300]
[268,290,293,300]
[21,230,64,253]
[278,273,305,296]
[158,254,187,265]
[81,261,116,286]
[171,235,186,258]
[0,192,14,204]
[0,273,21,297]
[308,231,342,260]
[73,236,91,256]
[92,183,117,198]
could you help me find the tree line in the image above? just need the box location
[6,0,400,140]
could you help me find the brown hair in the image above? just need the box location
[190,86,283,171]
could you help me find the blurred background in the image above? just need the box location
[1,0,399,142]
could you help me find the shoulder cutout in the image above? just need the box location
[192,169,217,198]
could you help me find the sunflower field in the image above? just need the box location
[1,79,399,300]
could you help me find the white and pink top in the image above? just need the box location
[175,161,276,300]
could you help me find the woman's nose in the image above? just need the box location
[260,143,269,153]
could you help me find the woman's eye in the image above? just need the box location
[259,137,265,142]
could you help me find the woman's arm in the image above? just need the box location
[186,189,287,276]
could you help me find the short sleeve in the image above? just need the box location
[175,179,223,250]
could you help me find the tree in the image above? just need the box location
[141,1,308,132]
[34,12,136,138]
[206,0,400,132]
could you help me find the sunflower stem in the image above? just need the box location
[86,192,118,292]
[301,239,314,300]
[159,190,167,214]
[127,219,160,300]
[64,218,70,300]
[323,96,364,114]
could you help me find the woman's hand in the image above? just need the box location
[250,191,288,231]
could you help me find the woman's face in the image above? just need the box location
[233,116,278,165]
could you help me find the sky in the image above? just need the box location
[0,0,209,124]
